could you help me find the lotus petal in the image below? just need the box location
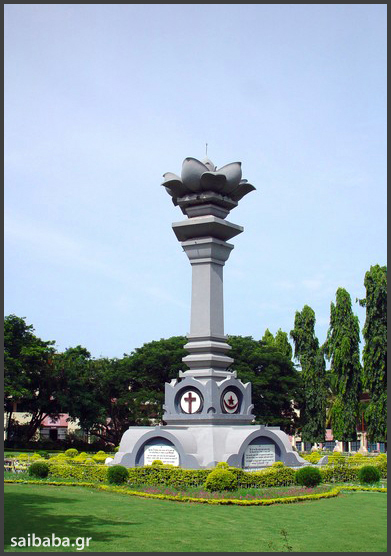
[181,157,209,192]
[163,172,181,182]
[200,171,226,192]
[216,162,242,195]
[162,178,188,199]
[230,181,256,202]
[201,157,217,172]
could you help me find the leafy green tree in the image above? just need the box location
[358,264,387,441]
[261,328,293,359]
[261,328,275,347]
[290,306,327,443]
[58,337,188,446]
[324,288,362,441]
[4,315,59,441]
[227,335,302,433]
[274,329,293,360]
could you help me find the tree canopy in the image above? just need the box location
[359,264,387,441]
[324,288,362,441]
[227,335,302,433]
[290,305,327,443]
[4,315,59,441]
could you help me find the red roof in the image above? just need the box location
[41,414,70,427]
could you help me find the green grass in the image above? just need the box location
[4,483,387,552]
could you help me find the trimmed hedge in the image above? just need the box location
[48,462,108,482]
[44,459,386,488]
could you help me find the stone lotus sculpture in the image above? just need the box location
[162,157,255,216]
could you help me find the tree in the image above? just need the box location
[358,264,387,441]
[227,335,302,433]
[261,328,293,359]
[324,288,362,441]
[290,306,327,443]
[4,315,59,441]
[57,337,188,446]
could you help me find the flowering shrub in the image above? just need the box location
[6,479,385,506]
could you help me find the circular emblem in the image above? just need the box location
[180,389,202,414]
[222,390,239,413]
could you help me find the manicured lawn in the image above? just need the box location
[4,483,387,552]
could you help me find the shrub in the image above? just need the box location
[92,454,108,464]
[151,460,164,466]
[328,452,346,465]
[271,461,285,468]
[295,466,322,488]
[358,465,381,485]
[28,462,49,478]
[48,462,108,482]
[65,448,79,458]
[114,446,119,453]
[107,465,129,485]
[204,469,238,492]
[301,452,322,464]
[73,453,88,464]
[215,462,230,469]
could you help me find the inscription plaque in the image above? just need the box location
[144,444,179,466]
[244,443,275,469]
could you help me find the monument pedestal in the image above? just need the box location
[113,423,307,469]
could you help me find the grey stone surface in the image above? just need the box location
[162,157,256,216]
[113,424,308,469]
[113,156,307,471]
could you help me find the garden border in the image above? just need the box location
[4,479,387,506]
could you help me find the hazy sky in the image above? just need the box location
[4,4,387,360]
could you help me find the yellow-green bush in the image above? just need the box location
[44,456,386,488]
[204,469,238,491]
[215,462,230,469]
[301,452,323,464]
[48,462,108,482]
[327,452,347,465]
[65,448,79,458]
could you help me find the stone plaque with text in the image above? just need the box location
[244,443,275,469]
[144,444,179,466]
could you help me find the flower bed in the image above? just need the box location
[4,479,386,506]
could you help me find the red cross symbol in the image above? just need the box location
[184,391,197,413]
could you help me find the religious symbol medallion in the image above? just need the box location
[222,390,239,413]
[179,389,202,414]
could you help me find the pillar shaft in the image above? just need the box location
[172,218,242,380]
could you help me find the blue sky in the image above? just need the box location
[4,4,387,360]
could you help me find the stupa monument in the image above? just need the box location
[113,156,306,469]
